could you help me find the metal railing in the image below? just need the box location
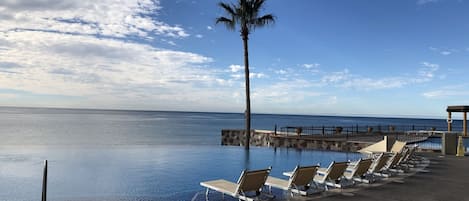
[279,125,447,136]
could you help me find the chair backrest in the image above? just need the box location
[391,141,407,153]
[402,146,416,162]
[289,165,319,188]
[352,158,373,177]
[236,167,271,194]
[369,153,390,173]
[397,148,410,164]
[327,161,349,180]
[386,152,403,169]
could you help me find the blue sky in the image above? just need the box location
[0,0,468,118]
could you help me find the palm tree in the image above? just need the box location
[216,0,275,149]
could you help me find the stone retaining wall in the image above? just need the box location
[221,129,374,152]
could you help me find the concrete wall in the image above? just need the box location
[221,129,272,147]
[221,129,373,152]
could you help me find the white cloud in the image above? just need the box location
[440,51,451,55]
[321,69,350,84]
[417,0,439,5]
[207,26,213,30]
[195,34,203,38]
[167,41,176,46]
[0,31,253,111]
[429,47,457,56]
[231,74,243,79]
[251,79,321,105]
[0,0,189,39]
[275,69,287,74]
[319,62,440,90]
[229,64,243,73]
[302,63,320,69]
[417,62,439,81]
[249,73,266,79]
[423,90,469,98]
[422,85,469,99]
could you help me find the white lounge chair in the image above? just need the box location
[391,140,407,153]
[265,165,320,196]
[313,161,349,190]
[384,151,405,174]
[373,152,403,177]
[368,153,391,181]
[343,158,373,184]
[200,167,271,201]
[401,145,422,167]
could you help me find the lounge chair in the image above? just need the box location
[394,148,412,170]
[373,152,403,177]
[265,165,320,196]
[401,145,422,167]
[384,151,405,174]
[313,161,349,190]
[368,153,391,181]
[391,140,407,153]
[343,158,373,184]
[200,167,271,201]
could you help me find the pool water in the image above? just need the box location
[0,145,363,201]
[417,137,469,152]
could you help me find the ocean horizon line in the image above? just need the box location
[0,105,450,121]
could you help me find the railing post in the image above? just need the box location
[42,160,47,201]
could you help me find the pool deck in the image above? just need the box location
[272,152,469,201]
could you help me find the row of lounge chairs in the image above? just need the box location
[200,144,422,201]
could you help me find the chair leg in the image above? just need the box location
[205,188,209,200]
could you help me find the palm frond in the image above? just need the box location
[252,0,266,13]
[216,17,236,30]
[254,14,275,26]
[216,0,274,34]
[218,2,236,16]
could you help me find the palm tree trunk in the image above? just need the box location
[242,33,251,150]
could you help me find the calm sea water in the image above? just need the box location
[0,107,454,201]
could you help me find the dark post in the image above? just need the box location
[322,126,325,135]
[42,160,47,201]
[274,124,277,135]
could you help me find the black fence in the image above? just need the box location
[278,125,448,136]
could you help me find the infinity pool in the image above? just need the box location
[0,145,363,201]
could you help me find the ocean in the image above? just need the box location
[0,107,455,201]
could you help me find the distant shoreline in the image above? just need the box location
[0,105,450,120]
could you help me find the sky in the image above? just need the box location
[0,0,468,118]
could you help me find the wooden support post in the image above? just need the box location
[464,112,467,136]
[448,112,452,132]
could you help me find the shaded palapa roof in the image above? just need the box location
[447,105,469,112]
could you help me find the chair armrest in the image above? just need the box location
[316,168,328,175]
[283,171,293,177]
